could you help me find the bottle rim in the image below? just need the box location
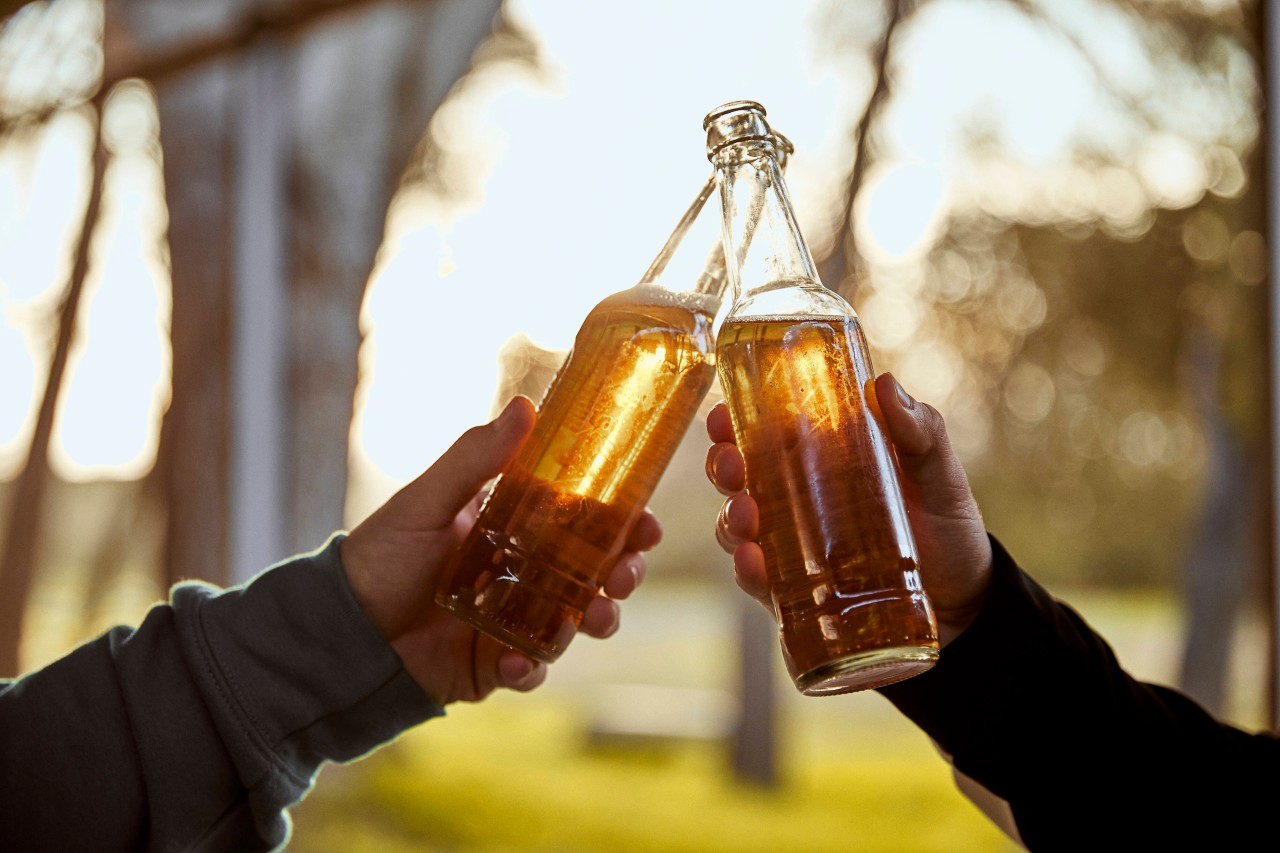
[704,101,776,158]
[702,100,766,130]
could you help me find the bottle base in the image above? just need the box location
[435,527,593,664]
[794,645,938,695]
[440,594,573,664]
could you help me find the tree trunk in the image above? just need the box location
[152,60,237,586]
[107,0,501,584]
[282,0,500,555]
[0,106,106,675]
[1178,326,1263,714]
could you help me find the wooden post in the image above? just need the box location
[732,596,778,786]
[229,35,289,581]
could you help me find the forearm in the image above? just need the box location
[880,536,1280,850]
[0,535,442,851]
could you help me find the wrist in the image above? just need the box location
[338,531,399,643]
[931,536,994,648]
[937,603,985,647]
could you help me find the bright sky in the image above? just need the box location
[0,0,1225,505]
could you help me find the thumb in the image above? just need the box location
[412,395,536,529]
[874,373,978,519]
[874,373,992,641]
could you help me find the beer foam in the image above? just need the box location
[630,283,721,315]
[723,313,853,324]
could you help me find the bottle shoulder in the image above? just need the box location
[724,282,856,322]
[577,283,717,350]
[592,282,721,317]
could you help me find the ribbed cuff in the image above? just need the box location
[174,535,444,788]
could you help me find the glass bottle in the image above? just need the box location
[706,100,939,695]
[434,170,734,663]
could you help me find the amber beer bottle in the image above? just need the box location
[434,172,733,662]
[706,101,939,694]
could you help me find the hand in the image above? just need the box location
[705,373,992,646]
[340,396,661,703]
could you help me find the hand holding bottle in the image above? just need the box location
[706,374,993,647]
[706,101,939,692]
[341,396,661,704]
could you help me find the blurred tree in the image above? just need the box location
[0,0,511,672]
[0,1,34,20]
[0,101,104,676]
[813,0,1268,716]
[106,0,504,584]
[0,0,111,676]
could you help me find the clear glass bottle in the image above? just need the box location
[434,173,730,662]
[706,100,939,695]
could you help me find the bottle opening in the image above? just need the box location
[704,101,774,157]
[702,99,766,130]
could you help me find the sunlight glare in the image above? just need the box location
[858,161,946,262]
[0,112,93,303]
[0,318,35,475]
[1136,133,1206,210]
[50,148,169,482]
[354,0,846,487]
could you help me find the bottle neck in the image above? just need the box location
[713,139,821,307]
[636,174,729,312]
[692,242,728,300]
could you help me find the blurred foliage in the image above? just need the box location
[0,0,100,138]
[917,198,1265,588]
[834,0,1267,589]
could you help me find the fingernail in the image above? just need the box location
[893,377,915,411]
[506,655,534,684]
[495,397,523,430]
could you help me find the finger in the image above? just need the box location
[706,402,736,444]
[410,396,536,529]
[733,541,771,609]
[625,511,663,553]
[705,441,746,495]
[875,373,937,459]
[497,652,548,692]
[580,595,621,639]
[603,553,646,600]
[874,373,980,520]
[715,492,759,553]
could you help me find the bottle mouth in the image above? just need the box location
[703,100,774,157]
[702,100,766,129]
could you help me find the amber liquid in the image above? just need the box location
[717,314,939,694]
[436,285,717,662]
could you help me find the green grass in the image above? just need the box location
[288,578,1017,852]
[284,578,1268,851]
[289,695,1016,853]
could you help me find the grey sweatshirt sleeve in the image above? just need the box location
[0,534,444,852]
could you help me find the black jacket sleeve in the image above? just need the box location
[880,536,1280,851]
[0,535,443,852]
